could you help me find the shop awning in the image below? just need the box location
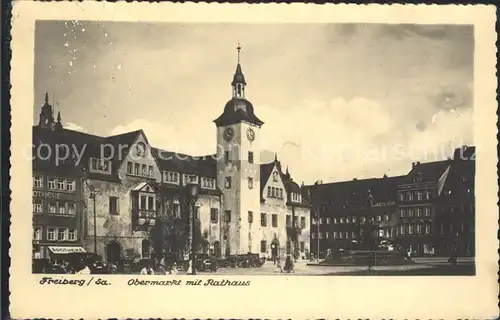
[48,246,86,254]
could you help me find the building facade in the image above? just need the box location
[305,147,475,257]
[32,47,311,262]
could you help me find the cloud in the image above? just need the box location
[64,122,88,133]
[108,96,473,185]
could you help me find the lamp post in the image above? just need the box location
[186,182,200,275]
[86,182,99,254]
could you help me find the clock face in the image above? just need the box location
[247,128,255,142]
[223,127,234,142]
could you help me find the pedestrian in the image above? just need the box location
[140,260,154,275]
[74,258,91,275]
[169,262,179,275]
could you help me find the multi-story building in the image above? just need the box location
[304,175,406,256]
[32,95,86,260]
[306,146,475,257]
[32,47,311,262]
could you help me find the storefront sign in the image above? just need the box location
[48,246,86,254]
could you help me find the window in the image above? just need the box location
[333,231,338,239]
[148,165,154,177]
[333,218,338,224]
[134,163,140,175]
[67,203,76,215]
[202,178,216,189]
[140,196,147,210]
[48,178,56,189]
[384,215,389,221]
[248,211,253,224]
[352,232,356,239]
[416,224,422,234]
[300,217,306,228]
[260,213,267,227]
[352,217,357,223]
[48,202,56,214]
[248,151,254,164]
[319,232,323,239]
[225,177,232,189]
[325,232,330,239]
[291,192,302,202]
[248,177,254,189]
[344,232,349,239]
[210,208,218,223]
[279,189,283,198]
[425,191,431,200]
[136,142,146,157]
[267,186,271,197]
[172,203,180,218]
[127,162,133,174]
[340,217,344,224]
[57,202,65,215]
[398,193,404,202]
[224,210,231,223]
[260,241,267,253]
[425,224,431,234]
[33,199,43,213]
[293,216,298,227]
[326,217,331,224]
[109,196,119,214]
[165,171,180,184]
[148,196,154,211]
[57,228,67,241]
[377,215,381,222]
[142,164,147,176]
[311,232,317,239]
[90,157,111,174]
[300,242,305,252]
[272,214,278,228]
[183,174,198,184]
[286,215,291,227]
[47,228,56,241]
[416,208,422,217]
[33,176,43,188]
[408,209,414,217]
[33,227,42,240]
[68,229,77,241]
[65,180,76,192]
[409,224,414,235]
[417,192,423,200]
[408,192,414,201]
[224,151,229,163]
[57,180,65,190]
[424,208,431,217]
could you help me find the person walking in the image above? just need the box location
[140,260,154,275]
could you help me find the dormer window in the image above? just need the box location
[183,174,198,185]
[90,157,111,174]
[291,192,302,203]
[201,177,216,190]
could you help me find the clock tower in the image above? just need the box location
[213,44,264,256]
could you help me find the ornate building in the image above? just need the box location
[32,46,312,262]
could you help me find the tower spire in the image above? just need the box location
[237,41,241,64]
[231,42,246,99]
[44,92,49,104]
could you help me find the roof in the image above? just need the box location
[407,160,451,182]
[213,98,264,127]
[33,126,218,181]
[440,158,475,201]
[259,159,309,206]
[304,175,408,205]
[231,63,246,86]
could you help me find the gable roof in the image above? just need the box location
[407,160,451,182]
[260,159,309,206]
[304,175,408,206]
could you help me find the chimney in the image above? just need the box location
[412,162,416,168]
[353,178,357,181]
[383,174,388,178]
[416,161,420,165]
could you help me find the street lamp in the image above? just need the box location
[86,181,99,254]
[186,182,200,275]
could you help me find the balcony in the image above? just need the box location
[135,210,157,227]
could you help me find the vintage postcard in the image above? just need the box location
[9,2,498,318]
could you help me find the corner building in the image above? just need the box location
[32,48,311,261]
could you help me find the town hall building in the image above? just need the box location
[32,46,312,263]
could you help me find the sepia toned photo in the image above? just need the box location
[9,2,498,319]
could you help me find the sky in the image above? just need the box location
[33,21,474,184]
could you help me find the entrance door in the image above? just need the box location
[106,241,121,262]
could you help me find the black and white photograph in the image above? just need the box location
[31,20,478,276]
[8,2,498,319]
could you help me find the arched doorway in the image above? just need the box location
[142,239,151,259]
[214,241,221,258]
[106,241,121,262]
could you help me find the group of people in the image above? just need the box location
[140,258,180,275]
[48,259,91,274]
